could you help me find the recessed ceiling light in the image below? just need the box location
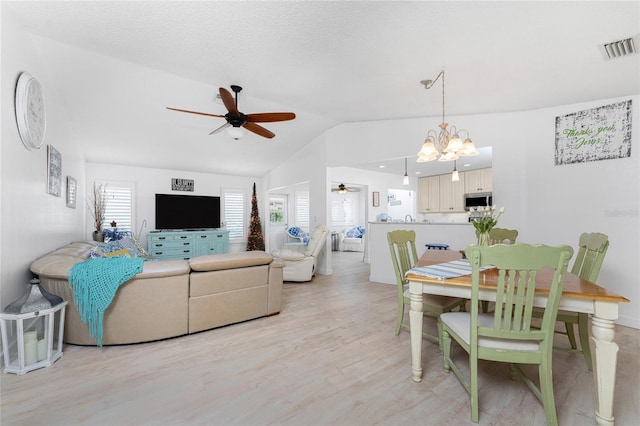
[379,165,385,168]
[415,171,421,175]
[463,163,471,167]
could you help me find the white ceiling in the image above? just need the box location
[5,1,639,177]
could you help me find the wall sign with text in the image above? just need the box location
[171,178,194,191]
[554,100,632,166]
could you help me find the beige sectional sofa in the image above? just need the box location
[30,241,284,346]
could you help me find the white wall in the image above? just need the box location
[265,132,331,274]
[1,9,86,306]
[330,166,417,224]
[86,163,263,253]
[324,97,639,328]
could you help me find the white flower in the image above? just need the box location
[499,207,505,213]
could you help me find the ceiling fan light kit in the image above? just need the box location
[332,183,361,194]
[416,70,479,164]
[167,85,295,140]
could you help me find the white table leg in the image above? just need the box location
[409,281,424,382]
[590,300,619,426]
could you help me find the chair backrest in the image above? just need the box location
[304,225,329,257]
[387,230,419,291]
[571,232,609,282]
[489,228,518,245]
[476,228,518,245]
[466,244,573,349]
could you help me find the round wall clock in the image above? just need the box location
[15,72,47,151]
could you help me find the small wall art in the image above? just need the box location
[66,176,77,208]
[171,178,194,191]
[47,145,62,197]
[372,191,380,207]
[554,100,632,166]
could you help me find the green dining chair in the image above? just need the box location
[387,230,466,344]
[532,232,609,371]
[475,227,519,245]
[440,243,573,425]
[475,228,519,313]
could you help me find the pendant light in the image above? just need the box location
[417,70,479,163]
[402,157,410,185]
[451,160,460,182]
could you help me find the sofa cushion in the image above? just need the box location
[271,248,306,261]
[189,251,273,272]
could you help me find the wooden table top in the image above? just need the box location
[406,249,629,304]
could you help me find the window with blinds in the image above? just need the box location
[331,197,353,226]
[96,180,134,232]
[223,189,246,242]
[295,191,309,229]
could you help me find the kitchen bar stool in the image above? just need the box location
[425,243,449,250]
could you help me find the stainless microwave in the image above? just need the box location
[464,192,492,211]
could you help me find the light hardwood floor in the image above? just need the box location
[1,251,638,425]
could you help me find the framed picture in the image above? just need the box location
[66,176,77,208]
[372,191,380,207]
[554,100,632,165]
[47,145,62,197]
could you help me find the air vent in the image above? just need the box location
[599,35,639,60]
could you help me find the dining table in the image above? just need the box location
[405,249,630,426]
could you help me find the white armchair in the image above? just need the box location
[339,226,365,252]
[272,225,329,282]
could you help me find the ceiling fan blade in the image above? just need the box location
[166,107,226,118]
[348,188,361,192]
[244,122,275,139]
[246,112,296,123]
[209,122,230,135]
[219,87,239,115]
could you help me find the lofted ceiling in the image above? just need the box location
[4,1,639,177]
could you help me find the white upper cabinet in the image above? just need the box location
[439,172,465,212]
[418,176,440,213]
[464,168,493,194]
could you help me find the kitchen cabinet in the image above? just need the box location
[439,172,465,212]
[418,175,440,213]
[464,168,492,194]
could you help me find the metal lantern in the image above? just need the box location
[0,278,67,375]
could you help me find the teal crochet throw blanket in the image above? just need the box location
[69,257,144,346]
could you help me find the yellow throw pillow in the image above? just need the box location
[105,248,131,258]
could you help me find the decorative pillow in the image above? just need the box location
[346,227,364,238]
[102,227,131,242]
[287,227,310,244]
[89,240,125,258]
[104,248,132,258]
[288,227,302,237]
[118,235,150,257]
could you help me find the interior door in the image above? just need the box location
[268,194,288,251]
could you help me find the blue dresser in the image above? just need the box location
[147,230,230,260]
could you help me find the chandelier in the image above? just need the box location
[417,70,478,163]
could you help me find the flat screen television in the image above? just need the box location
[155,194,221,230]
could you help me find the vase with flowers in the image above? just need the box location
[469,205,505,246]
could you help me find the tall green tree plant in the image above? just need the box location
[247,182,265,251]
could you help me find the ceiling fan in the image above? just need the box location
[332,183,361,194]
[166,85,296,139]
